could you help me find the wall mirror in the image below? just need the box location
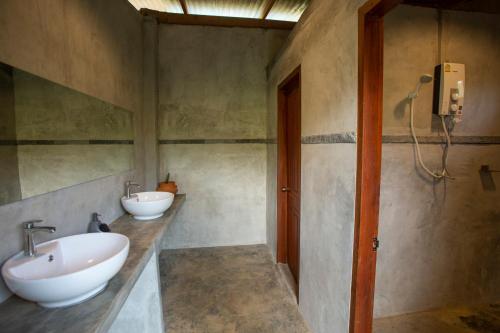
[0,62,135,206]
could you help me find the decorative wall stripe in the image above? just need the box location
[159,138,270,144]
[382,135,500,145]
[3,136,495,146]
[0,140,134,146]
[156,135,500,146]
[298,133,500,145]
[301,132,356,144]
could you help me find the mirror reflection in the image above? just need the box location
[0,62,134,206]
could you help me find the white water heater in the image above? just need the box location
[433,63,465,123]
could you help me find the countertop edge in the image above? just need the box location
[0,194,186,333]
[96,194,185,333]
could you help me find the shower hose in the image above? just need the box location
[409,97,453,180]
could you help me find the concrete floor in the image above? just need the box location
[374,303,500,333]
[159,245,310,333]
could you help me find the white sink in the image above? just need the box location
[121,191,174,221]
[1,233,129,308]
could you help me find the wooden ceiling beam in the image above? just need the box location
[140,9,295,30]
[261,0,277,19]
[402,0,500,14]
[178,0,188,14]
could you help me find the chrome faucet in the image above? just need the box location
[125,181,141,198]
[23,220,56,257]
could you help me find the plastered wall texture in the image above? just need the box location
[158,25,287,141]
[267,1,365,332]
[0,147,21,204]
[142,17,160,191]
[0,0,144,302]
[157,24,288,249]
[13,69,134,141]
[108,252,164,333]
[0,65,21,204]
[375,5,500,318]
[6,69,135,199]
[160,144,267,248]
[17,145,134,198]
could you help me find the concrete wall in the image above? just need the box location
[11,68,135,199]
[142,17,160,191]
[158,25,288,249]
[375,5,500,318]
[0,65,21,205]
[109,251,164,333]
[0,0,143,302]
[267,1,364,332]
[13,69,134,141]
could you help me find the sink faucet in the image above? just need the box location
[23,220,56,257]
[125,181,141,198]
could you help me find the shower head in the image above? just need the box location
[409,74,434,99]
[420,74,433,83]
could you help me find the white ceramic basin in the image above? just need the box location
[1,233,129,308]
[121,191,174,221]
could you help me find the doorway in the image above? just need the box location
[277,67,301,297]
[352,1,499,332]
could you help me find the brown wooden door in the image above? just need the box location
[277,68,301,295]
[285,81,301,284]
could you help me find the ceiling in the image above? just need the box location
[128,0,309,22]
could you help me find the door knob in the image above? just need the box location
[281,187,291,192]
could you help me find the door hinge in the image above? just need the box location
[372,237,380,251]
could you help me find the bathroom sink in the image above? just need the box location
[1,233,129,308]
[121,191,174,221]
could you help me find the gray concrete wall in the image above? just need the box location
[13,69,134,141]
[109,251,164,333]
[158,25,288,248]
[382,6,438,136]
[0,0,144,302]
[161,144,267,248]
[142,17,160,191]
[0,65,21,205]
[10,69,135,199]
[267,1,364,332]
[375,5,500,318]
[17,145,134,198]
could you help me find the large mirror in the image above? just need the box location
[0,62,135,206]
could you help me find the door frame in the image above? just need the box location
[350,1,400,332]
[352,1,494,331]
[277,66,301,288]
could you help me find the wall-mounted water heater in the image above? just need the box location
[409,62,465,179]
[433,62,466,123]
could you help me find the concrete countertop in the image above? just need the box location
[0,194,186,333]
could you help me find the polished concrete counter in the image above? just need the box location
[0,194,185,333]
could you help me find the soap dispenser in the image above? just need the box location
[88,213,111,233]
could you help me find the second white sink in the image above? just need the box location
[121,191,174,220]
[1,233,129,308]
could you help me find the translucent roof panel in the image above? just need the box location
[186,0,268,19]
[128,0,309,22]
[128,0,183,14]
[266,0,309,22]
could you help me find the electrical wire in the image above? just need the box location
[409,97,453,179]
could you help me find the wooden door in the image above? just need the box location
[277,68,301,295]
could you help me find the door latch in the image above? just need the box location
[372,237,380,251]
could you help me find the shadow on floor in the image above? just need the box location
[160,245,310,333]
[373,303,500,333]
